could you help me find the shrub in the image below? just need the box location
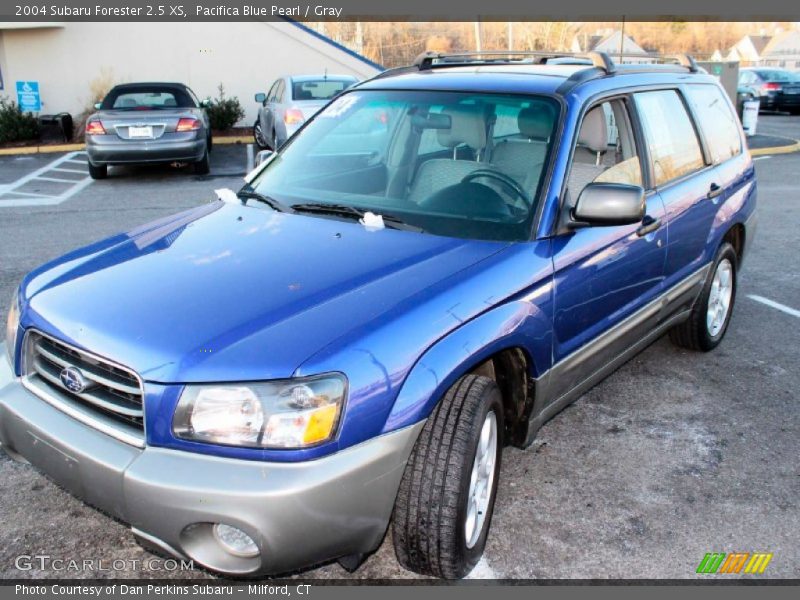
[0,97,40,144]
[206,84,245,130]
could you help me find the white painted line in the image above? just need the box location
[35,176,81,184]
[753,156,771,161]
[51,167,86,174]
[748,294,800,318]
[66,158,87,164]
[0,150,93,208]
[2,190,58,198]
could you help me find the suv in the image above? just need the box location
[1,52,756,579]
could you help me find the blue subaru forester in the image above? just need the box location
[1,51,756,579]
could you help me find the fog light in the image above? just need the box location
[212,524,259,558]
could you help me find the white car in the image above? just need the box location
[253,74,358,150]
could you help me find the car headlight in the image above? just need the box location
[5,287,20,368]
[172,374,346,449]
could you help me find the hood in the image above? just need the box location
[22,201,509,383]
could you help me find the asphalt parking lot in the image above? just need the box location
[0,115,798,581]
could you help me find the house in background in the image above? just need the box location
[571,29,652,63]
[725,34,773,66]
[759,31,800,70]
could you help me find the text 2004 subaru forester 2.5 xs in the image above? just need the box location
[1,52,756,579]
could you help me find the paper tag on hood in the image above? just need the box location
[359,211,385,230]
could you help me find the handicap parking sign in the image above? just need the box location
[16,81,41,112]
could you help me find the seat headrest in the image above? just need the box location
[578,107,608,154]
[118,98,137,108]
[436,106,486,151]
[518,103,556,141]
[163,98,177,107]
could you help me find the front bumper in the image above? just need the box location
[0,349,422,576]
[86,134,206,166]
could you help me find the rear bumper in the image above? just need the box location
[0,348,423,576]
[86,134,206,166]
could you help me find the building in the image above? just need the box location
[759,31,800,70]
[570,30,652,63]
[725,34,773,66]
[0,21,382,125]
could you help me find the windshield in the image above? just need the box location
[249,90,559,241]
[102,86,195,110]
[292,79,355,101]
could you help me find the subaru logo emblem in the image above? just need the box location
[59,366,87,393]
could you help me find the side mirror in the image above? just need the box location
[255,92,267,104]
[200,99,212,109]
[254,150,273,167]
[572,183,645,227]
[93,102,102,110]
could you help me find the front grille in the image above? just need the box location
[24,331,145,435]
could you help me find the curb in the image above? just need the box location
[0,136,255,157]
[749,139,800,156]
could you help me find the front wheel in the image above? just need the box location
[392,374,503,579]
[253,120,269,149]
[670,242,738,351]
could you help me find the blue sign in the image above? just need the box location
[16,81,41,112]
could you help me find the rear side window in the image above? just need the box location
[634,90,705,187]
[292,79,353,101]
[685,85,742,164]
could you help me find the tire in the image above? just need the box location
[88,163,107,180]
[392,374,503,579]
[253,120,269,150]
[669,242,738,352]
[192,150,210,175]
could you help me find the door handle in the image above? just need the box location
[707,183,723,199]
[636,215,662,237]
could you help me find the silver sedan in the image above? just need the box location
[253,74,358,150]
[85,82,212,179]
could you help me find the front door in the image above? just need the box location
[547,97,667,405]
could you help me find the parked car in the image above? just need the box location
[253,74,358,150]
[85,82,212,179]
[739,67,800,114]
[2,51,756,579]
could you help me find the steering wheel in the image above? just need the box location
[461,169,530,207]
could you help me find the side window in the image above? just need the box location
[685,85,742,164]
[634,90,705,187]
[566,98,643,200]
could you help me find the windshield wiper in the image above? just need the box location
[237,189,292,213]
[291,202,424,232]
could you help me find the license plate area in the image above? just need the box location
[128,126,153,138]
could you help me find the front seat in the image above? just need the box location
[491,101,555,190]
[408,106,491,203]
[566,106,609,199]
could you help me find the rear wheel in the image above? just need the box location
[88,163,107,180]
[669,242,737,351]
[392,374,503,579]
[192,150,210,175]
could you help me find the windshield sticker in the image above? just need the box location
[319,95,359,119]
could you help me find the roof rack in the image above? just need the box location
[610,52,700,72]
[412,50,617,74]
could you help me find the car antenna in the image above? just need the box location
[324,68,328,80]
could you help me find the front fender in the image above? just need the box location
[382,292,554,434]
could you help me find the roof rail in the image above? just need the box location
[610,52,701,72]
[412,50,617,74]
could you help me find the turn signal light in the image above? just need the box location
[176,118,201,132]
[284,108,304,126]
[85,120,106,135]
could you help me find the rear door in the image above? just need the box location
[633,89,716,289]
[260,80,280,141]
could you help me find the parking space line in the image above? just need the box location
[52,167,87,174]
[748,294,800,318]
[35,176,82,184]
[0,151,92,208]
[753,156,771,161]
